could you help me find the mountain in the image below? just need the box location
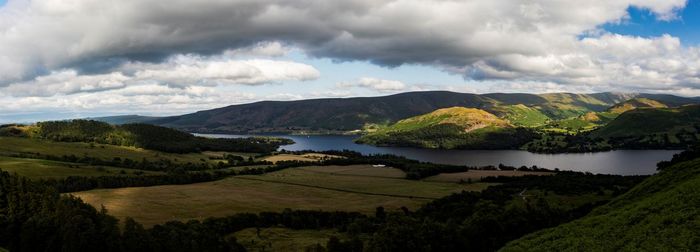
[96,91,698,134]
[541,97,682,133]
[501,152,700,251]
[356,107,536,149]
[591,104,700,139]
[607,97,668,114]
[90,115,162,125]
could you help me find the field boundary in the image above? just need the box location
[296,167,408,180]
[233,176,439,200]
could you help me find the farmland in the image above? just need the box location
[0,156,163,180]
[0,136,218,166]
[72,165,492,226]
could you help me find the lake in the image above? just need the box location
[198,134,681,176]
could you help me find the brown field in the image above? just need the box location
[296,165,406,178]
[72,165,492,226]
[424,170,555,183]
[262,153,343,163]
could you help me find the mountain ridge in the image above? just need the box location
[92,91,700,134]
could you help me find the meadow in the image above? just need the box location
[0,156,163,179]
[0,136,221,165]
[72,165,491,226]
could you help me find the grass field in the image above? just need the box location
[233,227,347,252]
[241,165,489,199]
[262,153,342,163]
[424,170,554,183]
[297,165,406,178]
[72,165,491,226]
[0,156,163,179]
[0,136,220,165]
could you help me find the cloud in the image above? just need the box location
[0,84,258,117]
[338,77,407,92]
[129,55,320,87]
[223,41,292,58]
[0,0,688,85]
[1,53,320,97]
[4,70,129,97]
[467,33,700,93]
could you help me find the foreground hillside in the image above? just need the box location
[356,107,536,149]
[96,91,698,133]
[502,152,700,251]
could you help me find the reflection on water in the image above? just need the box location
[198,134,680,176]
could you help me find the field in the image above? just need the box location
[233,227,347,252]
[424,170,554,183]
[262,153,343,163]
[72,165,491,226]
[0,136,219,165]
[0,156,162,180]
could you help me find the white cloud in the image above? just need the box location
[130,55,320,87]
[3,70,129,97]
[338,77,407,92]
[223,41,292,58]
[1,53,320,97]
[0,0,688,84]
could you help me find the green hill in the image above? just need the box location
[0,120,289,153]
[356,107,536,149]
[607,97,669,114]
[501,153,700,251]
[591,105,700,139]
[542,98,672,133]
[490,104,550,127]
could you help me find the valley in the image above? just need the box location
[4,1,700,251]
[0,92,698,252]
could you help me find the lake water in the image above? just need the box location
[198,134,681,176]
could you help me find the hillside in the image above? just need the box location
[501,153,700,251]
[383,107,510,132]
[540,97,673,133]
[90,115,161,125]
[0,120,289,153]
[356,107,536,149]
[489,104,550,127]
[607,97,668,114]
[591,105,700,139]
[95,91,698,133]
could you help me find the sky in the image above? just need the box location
[1,0,700,123]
